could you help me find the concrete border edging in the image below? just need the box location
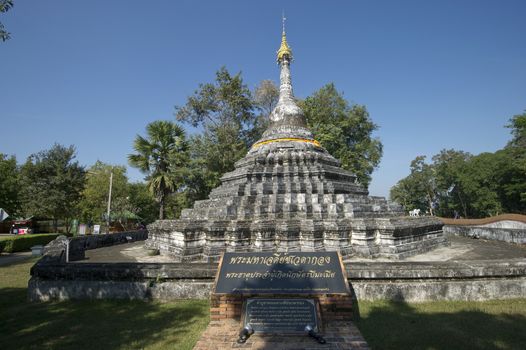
[28,259,526,302]
[444,224,526,244]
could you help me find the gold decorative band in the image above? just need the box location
[252,137,321,148]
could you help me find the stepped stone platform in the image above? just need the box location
[28,236,526,302]
[146,27,446,262]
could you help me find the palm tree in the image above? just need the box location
[128,121,187,220]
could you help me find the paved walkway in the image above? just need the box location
[82,242,175,263]
[193,319,369,350]
[349,235,526,262]
[80,235,526,264]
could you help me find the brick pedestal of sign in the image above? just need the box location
[192,292,369,349]
[193,251,369,349]
[209,292,353,326]
[193,319,369,350]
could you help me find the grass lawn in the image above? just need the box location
[0,234,59,240]
[0,234,62,253]
[356,299,526,350]
[2,258,525,350]
[0,259,210,350]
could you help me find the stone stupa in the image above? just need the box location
[146,24,446,262]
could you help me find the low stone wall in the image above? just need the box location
[41,230,148,263]
[443,225,526,244]
[347,260,526,302]
[29,262,216,301]
[28,259,526,302]
[68,230,148,261]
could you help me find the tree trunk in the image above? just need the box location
[65,218,71,234]
[427,198,434,216]
[457,190,468,218]
[159,192,165,220]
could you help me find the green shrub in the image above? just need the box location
[0,234,60,253]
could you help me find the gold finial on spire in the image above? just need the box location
[277,12,292,62]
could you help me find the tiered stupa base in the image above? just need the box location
[146,144,446,262]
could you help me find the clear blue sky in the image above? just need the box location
[1,0,525,198]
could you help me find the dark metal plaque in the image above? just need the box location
[214,251,349,294]
[244,298,319,333]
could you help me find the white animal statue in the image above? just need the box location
[409,209,421,217]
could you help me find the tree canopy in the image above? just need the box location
[171,71,384,211]
[3,69,387,225]
[301,83,383,187]
[501,111,526,210]
[19,144,85,231]
[391,114,526,218]
[0,0,13,42]
[175,67,256,194]
[0,153,20,217]
[125,182,159,224]
[389,156,437,215]
[79,161,128,224]
[250,79,279,142]
[128,120,188,220]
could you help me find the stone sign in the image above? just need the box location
[244,298,319,333]
[214,251,349,294]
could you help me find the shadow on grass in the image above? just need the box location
[355,299,526,350]
[0,287,209,350]
[0,254,34,267]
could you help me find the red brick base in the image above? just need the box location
[193,292,369,349]
[193,319,369,349]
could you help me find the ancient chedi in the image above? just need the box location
[147,26,446,262]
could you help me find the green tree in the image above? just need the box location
[301,83,383,188]
[19,144,85,232]
[391,111,526,218]
[176,67,256,194]
[431,149,472,217]
[0,0,13,42]
[126,182,159,224]
[128,120,188,220]
[163,192,192,220]
[498,112,526,213]
[393,149,505,218]
[460,152,502,217]
[79,161,128,224]
[250,79,279,142]
[0,153,20,217]
[254,79,279,117]
[507,111,526,149]
[389,177,413,211]
[390,156,437,215]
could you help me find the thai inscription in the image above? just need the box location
[214,251,349,294]
[244,298,318,333]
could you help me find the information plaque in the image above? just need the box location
[214,251,349,294]
[244,298,319,333]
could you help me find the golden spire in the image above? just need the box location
[277,13,292,62]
